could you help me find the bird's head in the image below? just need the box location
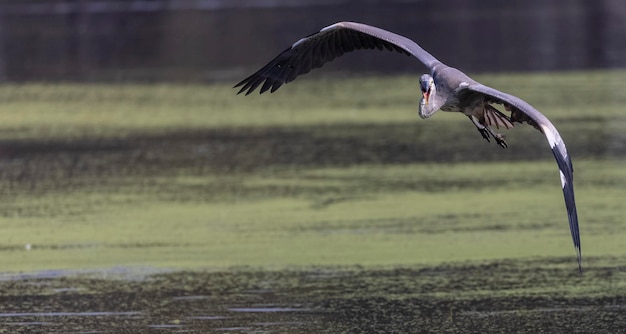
[418,74,436,118]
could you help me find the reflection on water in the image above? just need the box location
[0,258,625,333]
[147,324,185,328]
[0,312,142,317]
[0,268,326,333]
[229,307,310,313]
[5,322,52,326]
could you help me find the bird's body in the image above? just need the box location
[235,22,582,272]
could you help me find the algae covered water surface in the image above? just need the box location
[1,258,625,333]
[0,72,625,332]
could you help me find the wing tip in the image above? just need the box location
[547,130,580,273]
[233,81,244,90]
[576,246,583,274]
[234,86,246,95]
[233,85,253,95]
[234,79,281,95]
[565,181,581,274]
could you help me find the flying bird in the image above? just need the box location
[235,21,581,272]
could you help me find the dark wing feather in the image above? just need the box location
[466,83,582,272]
[483,104,514,129]
[234,21,441,95]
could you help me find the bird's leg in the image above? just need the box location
[467,116,508,148]
[468,116,491,143]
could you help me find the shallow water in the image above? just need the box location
[1,258,625,333]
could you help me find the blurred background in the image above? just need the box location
[1,0,625,82]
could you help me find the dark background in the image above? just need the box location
[0,0,624,82]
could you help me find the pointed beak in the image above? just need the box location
[422,91,430,105]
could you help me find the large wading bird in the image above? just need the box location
[235,22,581,272]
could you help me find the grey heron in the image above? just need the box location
[235,22,581,272]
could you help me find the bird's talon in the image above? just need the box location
[494,133,507,148]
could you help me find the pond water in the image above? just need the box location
[1,258,625,333]
[0,82,625,333]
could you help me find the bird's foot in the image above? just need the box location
[468,115,507,147]
[469,116,492,143]
[494,133,508,148]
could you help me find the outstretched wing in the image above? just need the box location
[234,21,441,95]
[466,83,582,272]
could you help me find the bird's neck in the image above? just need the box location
[418,88,445,119]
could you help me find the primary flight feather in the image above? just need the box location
[235,21,582,272]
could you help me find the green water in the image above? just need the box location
[0,72,625,332]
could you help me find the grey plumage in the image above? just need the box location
[235,21,582,272]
